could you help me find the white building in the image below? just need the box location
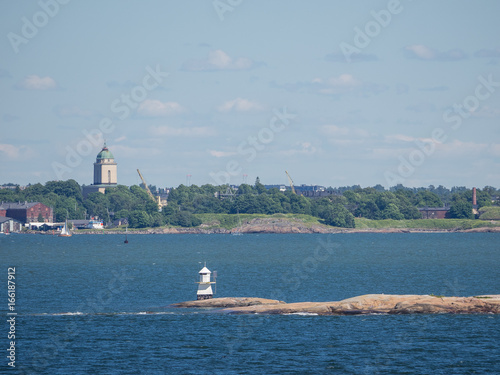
[196,265,216,300]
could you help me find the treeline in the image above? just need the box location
[0,180,497,228]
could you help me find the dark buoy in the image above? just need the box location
[124,226,129,244]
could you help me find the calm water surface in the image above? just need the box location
[2,233,499,374]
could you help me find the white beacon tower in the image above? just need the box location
[196,264,216,300]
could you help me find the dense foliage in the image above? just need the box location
[0,180,497,229]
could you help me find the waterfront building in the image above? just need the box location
[0,216,22,233]
[0,202,53,223]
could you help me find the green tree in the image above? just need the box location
[45,180,82,202]
[381,203,404,220]
[447,200,473,219]
[84,192,109,220]
[355,201,380,219]
[128,210,152,228]
[413,191,443,207]
[254,177,266,195]
[321,203,355,228]
[150,212,164,227]
[168,211,201,227]
[237,184,253,195]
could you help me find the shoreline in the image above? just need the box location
[18,215,500,235]
[22,226,500,235]
[172,294,500,315]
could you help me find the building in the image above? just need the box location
[263,184,335,197]
[0,216,22,233]
[69,220,90,229]
[196,265,216,300]
[82,143,118,197]
[418,207,450,219]
[0,202,53,223]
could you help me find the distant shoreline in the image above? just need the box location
[18,214,500,235]
[25,226,500,235]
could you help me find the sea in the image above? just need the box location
[2,233,499,374]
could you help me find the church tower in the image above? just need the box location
[82,143,118,198]
[93,143,117,185]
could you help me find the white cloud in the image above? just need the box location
[405,45,467,61]
[280,142,317,156]
[0,144,35,160]
[385,134,416,143]
[406,45,435,60]
[207,49,233,68]
[208,149,237,158]
[313,74,362,95]
[138,100,185,117]
[489,144,500,157]
[20,75,57,90]
[321,125,350,136]
[182,49,256,71]
[150,125,215,137]
[217,98,263,112]
[385,134,442,146]
[471,106,500,118]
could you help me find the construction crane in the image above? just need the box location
[285,170,296,194]
[137,169,162,210]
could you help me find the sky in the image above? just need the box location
[1,0,499,189]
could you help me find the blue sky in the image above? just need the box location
[1,0,499,189]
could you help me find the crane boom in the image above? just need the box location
[137,169,158,203]
[285,170,296,194]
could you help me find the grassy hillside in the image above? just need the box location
[195,213,323,230]
[354,218,500,230]
[479,206,500,220]
[195,213,499,231]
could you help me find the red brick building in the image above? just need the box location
[0,202,53,223]
[418,207,450,219]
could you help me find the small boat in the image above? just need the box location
[59,219,72,237]
[124,226,129,243]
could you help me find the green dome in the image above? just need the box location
[96,145,114,160]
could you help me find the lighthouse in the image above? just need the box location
[196,264,216,300]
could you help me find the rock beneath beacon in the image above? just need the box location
[171,297,285,308]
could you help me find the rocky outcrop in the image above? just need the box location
[171,297,285,308]
[172,294,500,315]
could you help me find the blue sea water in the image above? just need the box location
[2,233,500,374]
